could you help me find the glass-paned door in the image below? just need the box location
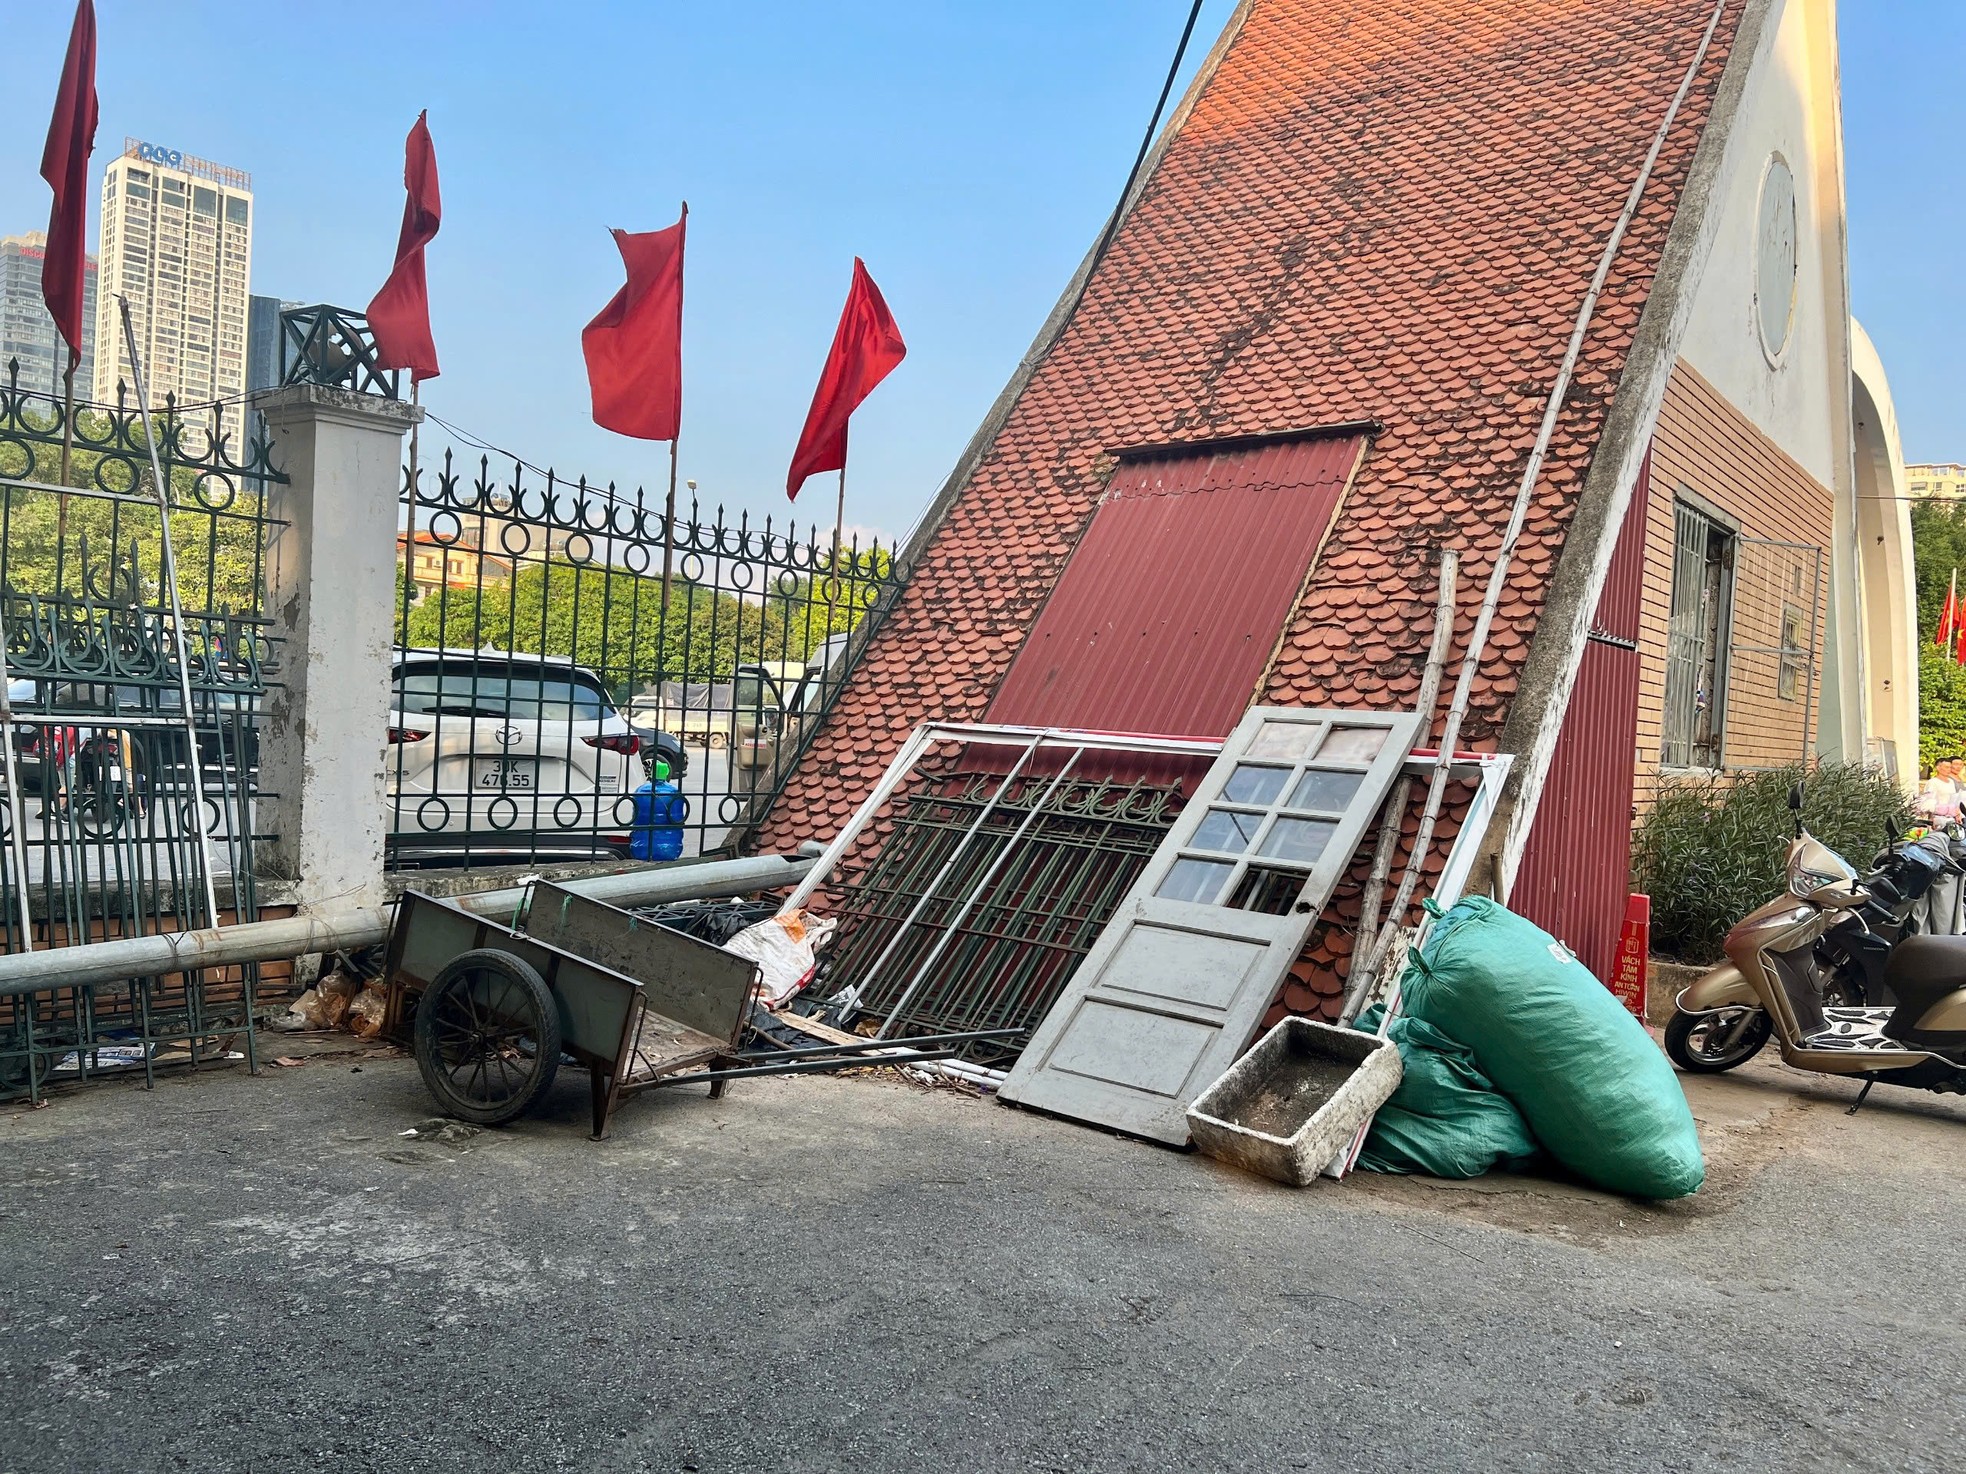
[1001,707,1419,1144]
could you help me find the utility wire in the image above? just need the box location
[1086,0,1209,285]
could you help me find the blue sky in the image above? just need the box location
[0,2,1957,543]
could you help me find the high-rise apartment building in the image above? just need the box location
[0,231,95,400]
[1908,464,1966,501]
[93,138,253,443]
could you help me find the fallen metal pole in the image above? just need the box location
[0,853,814,999]
[642,1048,965,1088]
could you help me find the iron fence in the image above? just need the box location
[0,358,284,1100]
[390,429,909,869]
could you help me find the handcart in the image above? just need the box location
[383,882,1026,1139]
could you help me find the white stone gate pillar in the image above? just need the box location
[257,385,419,910]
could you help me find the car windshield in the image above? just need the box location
[396,663,613,723]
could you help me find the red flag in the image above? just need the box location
[1941,574,1958,648]
[1954,620,1965,667]
[786,259,906,500]
[38,0,97,367]
[366,111,442,383]
[582,207,686,442]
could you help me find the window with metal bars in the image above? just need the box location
[1662,501,1736,769]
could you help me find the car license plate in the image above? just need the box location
[476,758,535,789]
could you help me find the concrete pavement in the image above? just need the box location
[2,1042,1963,1472]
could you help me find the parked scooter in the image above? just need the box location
[1817,821,1964,1005]
[1667,784,1966,1111]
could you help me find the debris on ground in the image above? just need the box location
[721,909,836,1007]
[345,982,389,1040]
[267,970,363,1032]
[1188,1017,1402,1187]
[397,1118,484,1147]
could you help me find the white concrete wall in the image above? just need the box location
[1678,0,1863,761]
[1851,318,1919,781]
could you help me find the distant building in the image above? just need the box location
[0,231,96,400]
[93,138,253,445]
[1907,464,1966,501]
[246,293,287,395]
[399,531,515,600]
[246,292,297,462]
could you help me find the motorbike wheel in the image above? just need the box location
[1821,967,1865,1008]
[1665,1007,1771,1073]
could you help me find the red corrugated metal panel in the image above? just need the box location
[1513,456,1651,981]
[986,435,1364,737]
[1513,640,1642,982]
[1595,447,1650,644]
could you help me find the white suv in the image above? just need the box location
[385,650,644,865]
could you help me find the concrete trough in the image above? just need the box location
[1187,1017,1402,1187]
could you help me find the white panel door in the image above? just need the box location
[1000,706,1419,1144]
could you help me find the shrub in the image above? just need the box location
[1632,763,1913,963]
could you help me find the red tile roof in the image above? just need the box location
[759,0,1747,860]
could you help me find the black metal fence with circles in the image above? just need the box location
[389,430,909,870]
[0,359,285,1100]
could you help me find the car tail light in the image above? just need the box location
[387,726,430,744]
[582,733,642,755]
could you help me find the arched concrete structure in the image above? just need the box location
[1850,318,1918,781]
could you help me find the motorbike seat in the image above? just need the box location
[1881,935,1966,1039]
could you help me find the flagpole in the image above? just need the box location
[403,376,420,625]
[832,464,847,570]
[658,438,680,667]
[55,350,77,591]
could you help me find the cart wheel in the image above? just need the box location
[413,949,562,1125]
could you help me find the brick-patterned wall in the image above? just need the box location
[1636,359,1836,808]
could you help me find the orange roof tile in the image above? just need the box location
[760,0,1746,856]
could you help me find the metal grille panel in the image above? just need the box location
[816,771,1185,1067]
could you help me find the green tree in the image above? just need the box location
[1919,643,1966,771]
[0,408,263,612]
[402,543,898,696]
[403,562,791,695]
[759,547,898,664]
[1908,498,1966,769]
[1911,497,1966,636]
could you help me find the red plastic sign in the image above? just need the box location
[1609,893,1650,1019]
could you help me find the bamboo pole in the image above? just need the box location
[1345,548,1458,1018]
[118,296,223,934]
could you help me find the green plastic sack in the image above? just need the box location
[1352,1005,1541,1179]
[1400,896,1705,1199]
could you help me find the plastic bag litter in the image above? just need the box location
[722,909,837,1008]
[346,982,389,1040]
[1401,897,1705,1199]
[1350,1005,1541,1179]
[282,987,335,1030]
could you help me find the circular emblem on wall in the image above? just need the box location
[1755,154,1798,364]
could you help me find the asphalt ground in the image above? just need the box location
[2,1039,1963,1473]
